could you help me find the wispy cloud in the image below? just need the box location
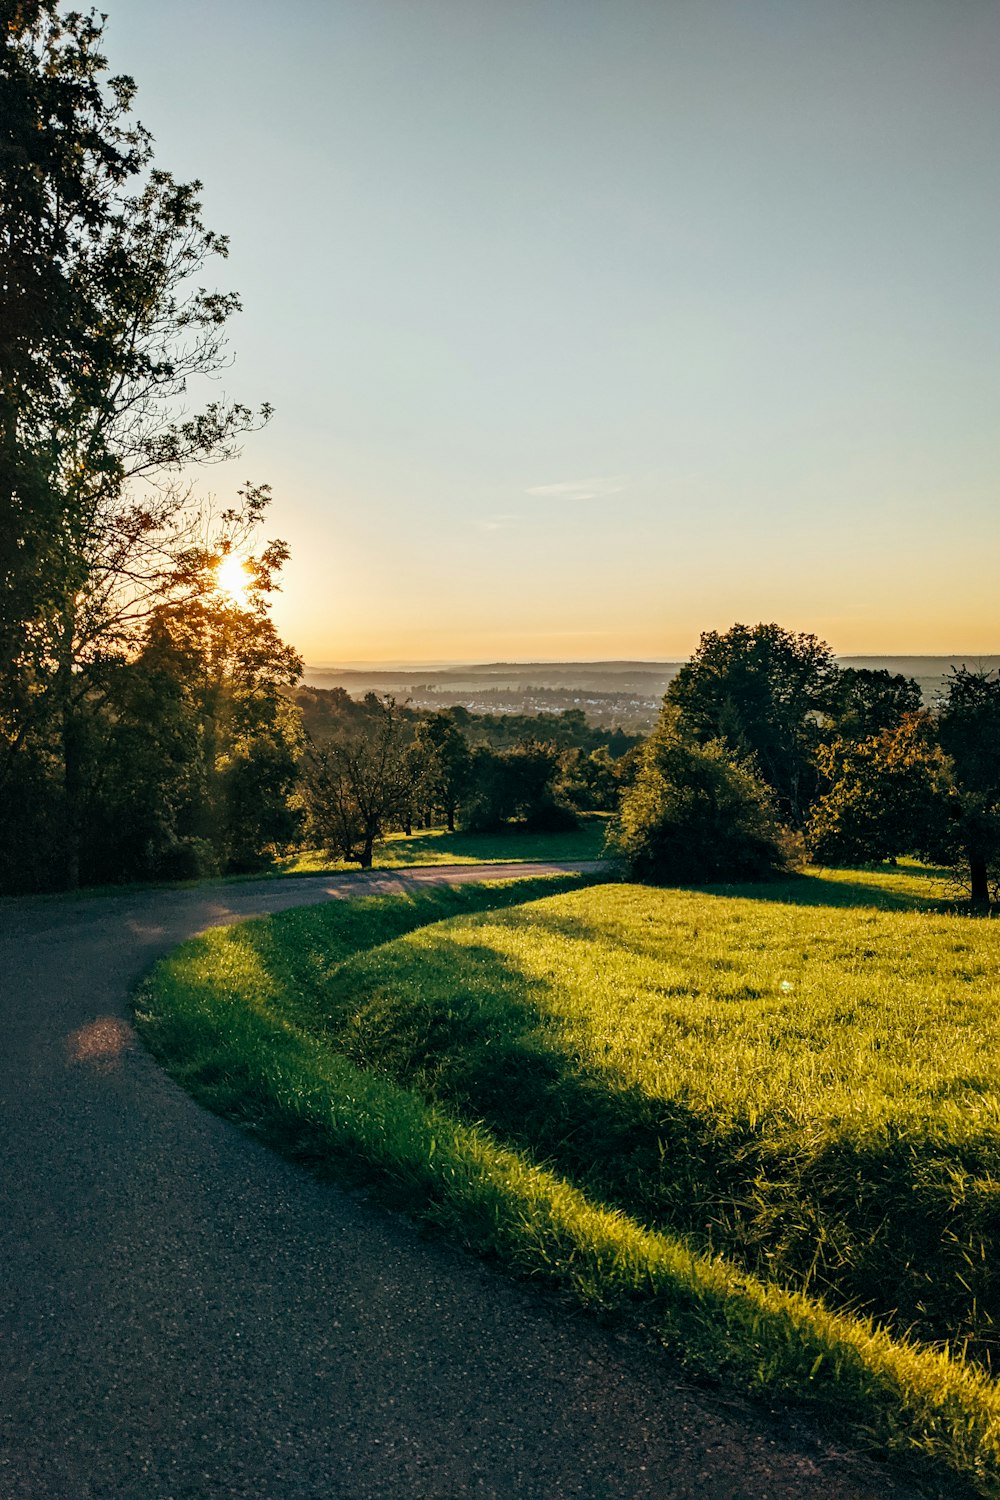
[479,513,520,532]
[525,477,625,502]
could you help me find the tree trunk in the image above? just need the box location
[970,851,990,908]
[360,828,375,869]
[61,699,83,890]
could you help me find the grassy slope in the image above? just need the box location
[275,815,610,875]
[135,863,1000,1496]
[326,870,1000,1364]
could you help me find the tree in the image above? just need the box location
[304,697,413,868]
[666,623,838,823]
[1,3,144,693]
[556,745,621,812]
[1,519,304,890]
[138,577,303,873]
[411,711,471,830]
[462,741,577,833]
[937,669,1000,906]
[805,713,950,867]
[608,705,793,884]
[822,667,923,740]
[1,3,280,888]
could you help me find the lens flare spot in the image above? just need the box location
[215,552,251,605]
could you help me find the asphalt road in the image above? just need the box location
[0,864,921,1499]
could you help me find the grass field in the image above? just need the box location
[135,862,1000,1495]
[275,814,609,874]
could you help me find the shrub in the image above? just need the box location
[607,706,793,883]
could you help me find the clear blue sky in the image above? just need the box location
[107,0,1000,662]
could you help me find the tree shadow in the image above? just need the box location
[321,928,1000,1368]
[687,866,964,914]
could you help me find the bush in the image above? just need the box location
[607,707,793,884]
[155,837,219,882]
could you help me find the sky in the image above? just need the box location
[106,0,1000,663]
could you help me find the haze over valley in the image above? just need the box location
[303,656,1000,729]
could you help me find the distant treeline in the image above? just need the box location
[296,687,638,755]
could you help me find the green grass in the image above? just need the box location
[328,873,1000,1358]
[276,814,609,874]
[135,862,1000,1496]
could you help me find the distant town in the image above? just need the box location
[302,657,1000,731]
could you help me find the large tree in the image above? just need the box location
[937,668,1000,907]
[805,713,950,867]
[1,2,142,682]
[411,711,471,830]
[666,622,838,823]
[60,569,302,886]
[303,696,413,869]
[1,2,282,887]
[461,741,577,833]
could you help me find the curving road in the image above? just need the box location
[0,865,918,1500]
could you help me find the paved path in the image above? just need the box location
[0,865,920,1500]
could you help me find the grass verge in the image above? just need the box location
[135,866,999,1497]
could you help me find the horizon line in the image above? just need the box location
[303,652,1000,672]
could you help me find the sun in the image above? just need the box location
[214,552,252,606]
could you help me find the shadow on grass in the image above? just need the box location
[231,874,598,1029]
[305,924,1000,1369]
[689,866,964,915]
[274,814,611,876]
[382,817,609,866]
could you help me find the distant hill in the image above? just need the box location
[301,662,681,731]
[301,656,1000,729]
[838,657,1000,704]
[302,661,685,694]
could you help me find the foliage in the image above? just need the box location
[1,3,143,692]
[555,744,622,811]
[303,696,412,868]
[452,704,637,757]
[462,741,578,834]
[805,713,951,866]
[410,711,472,830]
[295,690,631,836]
[139,591,303,872]
[666,622,838,823]
[938,668,1000,906]
[137,869,1000,1495]
[609,705,793,883]
[822,667,923,740]
[0,4,296,890]
[296,690,638,760]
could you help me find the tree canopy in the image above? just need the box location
[666,622,837,824]
[0,2,298,890]
[937,669,1000,905]
[608,704,793,884]
[805,714,949,868]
